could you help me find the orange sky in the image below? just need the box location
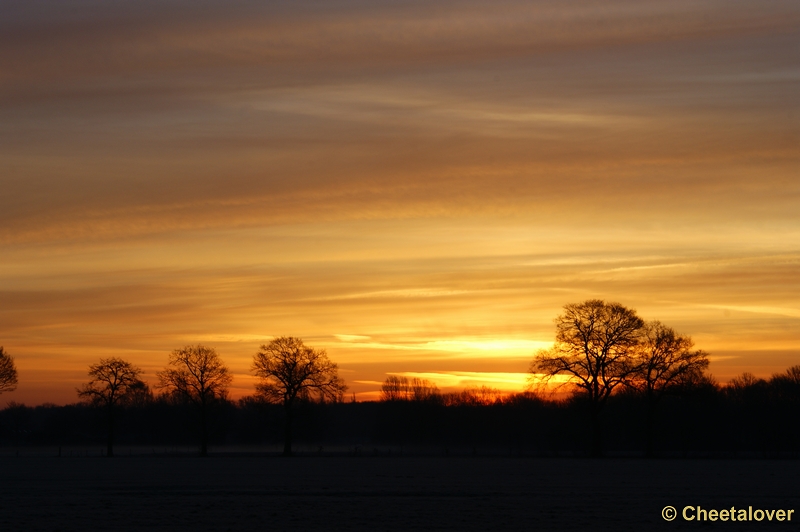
[1,0,798,405]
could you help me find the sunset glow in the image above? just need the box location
[1,0,798,405]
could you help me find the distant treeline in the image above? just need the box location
[2,301,799,457]
[2,366,799,457]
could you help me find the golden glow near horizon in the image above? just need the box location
[1,0,798,404]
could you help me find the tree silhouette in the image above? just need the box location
[531,299,644,456]
[380,375,411,401]
[632,321,709,456]
[157,345,232,456]
[252,337,346,456]
[724,372,771,454]
[125,380,154,408]
[0,347,18,394]
[380,376,440,402]
[410,377,439,402]
[77,357,144,457]
[770,366,800,400]
[444,386,504,406]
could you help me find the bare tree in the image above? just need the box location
[632,321,709,456]
[531,299,644,456]
[125,380,154,408]
[379,376,440,402]
[380,375,411,401]
[157,345,232,456]
[0,352,23,450]
[725,372,769,400]
[0,347,18,394]
[410,377,439,402]
[77,357,144,457]
[252,337,346,456]
[769,365,800,401]
[443,386,504,407]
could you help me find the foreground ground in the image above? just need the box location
[1,452,797,531]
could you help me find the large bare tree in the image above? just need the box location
[633,321,709,456]
[157,345,232,456]
[0,346,18,394]
[77,357,144,457]
[252,337,346,456]
[531,299,644,456]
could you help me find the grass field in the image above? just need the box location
[2,452,798,531]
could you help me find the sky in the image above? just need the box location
[1,0,798,404]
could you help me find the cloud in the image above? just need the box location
[3,1,796,91]
[4,19,798,243]
[390,371,533,391]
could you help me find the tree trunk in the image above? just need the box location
[106,406,115,458]
[590,402,603,458]
[283,406,293,457]
[645,394,657,458]
[200,406,208,457]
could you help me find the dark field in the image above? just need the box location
[1,452,798,531]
